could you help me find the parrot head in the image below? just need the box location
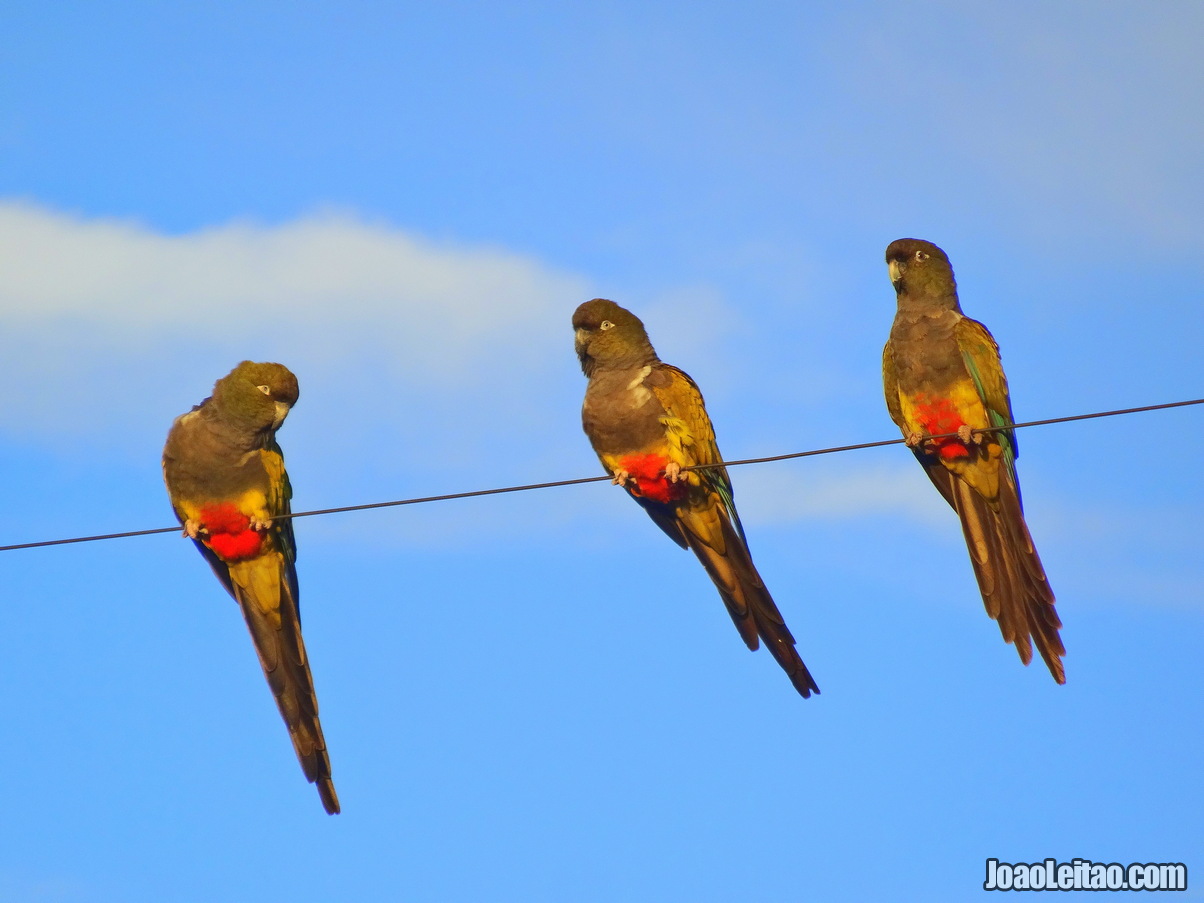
[210,360,300,432]
[885,238,959,304]
[572,298,657,376]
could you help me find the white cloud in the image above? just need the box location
[0,200,598,442]
[0,201,598,377]
[733,460,950,528]
[0,200,741,550]
[0,201,961,548]
[0,201,953,537]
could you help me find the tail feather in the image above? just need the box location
[997,484,1065,683]
[681,503,819,698]
[949,476,1065,684]
[229,555,341,814]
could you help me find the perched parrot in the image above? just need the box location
[881,239,1065,683]
[162,361,340,813]
[573,299,819,697]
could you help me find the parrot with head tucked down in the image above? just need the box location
[881,239,1065,683]
[573,299,819,698]
[162,361,340,813]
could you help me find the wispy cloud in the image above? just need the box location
[0,201,604,448]
[733,460,949,528]
[0,199,749,547]
[0,201,1043,546]
[0,201,589,365]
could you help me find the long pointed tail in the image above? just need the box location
[682,506,820,698]
[229,557,341,813]
[951,477,1065,683]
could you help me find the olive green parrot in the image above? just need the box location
[162,361,340,813]
[882,239,1065,683]
[573,298,819,697]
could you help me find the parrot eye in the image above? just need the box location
[257,385,271,396]
[914,250,929,262]
[600,320,615,330]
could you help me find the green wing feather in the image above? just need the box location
[650,365,747,545]
[881,342,904,431]
[262,436,300,612]
[264,437,296,558]
[956,316,1020,486]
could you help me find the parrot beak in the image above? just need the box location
[888,259,904,290]
[574,327,589,354]
[272,400,292,429]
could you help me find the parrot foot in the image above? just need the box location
[611,469,630,487]
[664,461,683,482]
[957,424,978,444]
[182,519,207,539]
[903,431,926,448]
[248,514,273,531]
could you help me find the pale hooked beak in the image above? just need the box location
[888,259,904,289]
[273,401,292,429]
[574,327,589,353]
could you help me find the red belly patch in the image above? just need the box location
[197,503,265,561]
[617,453,689,504]
[913,397,970,459]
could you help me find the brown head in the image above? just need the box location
[885,238,960,307]
[209,360,300,432]
[572,298,658,376]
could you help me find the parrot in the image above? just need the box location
[881,238,1065,683]
[162,360,340,813]
[573,298,819,697]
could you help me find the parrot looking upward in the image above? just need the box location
[162,361,340,813]
[881,239,1065,683]
[573,299,819,698]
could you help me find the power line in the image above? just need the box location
[1,397,1200,553]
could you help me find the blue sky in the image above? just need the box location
[1,2,1201,900]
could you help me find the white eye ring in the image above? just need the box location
[600,320,615,330]
[915,250,929,261]
[257,385,271,396]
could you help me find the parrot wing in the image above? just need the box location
[647,365,819,696]
[262,435,300,605]
[956,315,1020,482]
[646,364,747,546]
[882,341,905,432]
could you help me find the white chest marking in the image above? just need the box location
[626,365,653,408]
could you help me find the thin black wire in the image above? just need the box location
[1,397,1200,553]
